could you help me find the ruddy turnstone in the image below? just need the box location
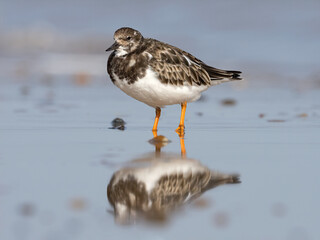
[107,155,240,224]
[106,27,242,134]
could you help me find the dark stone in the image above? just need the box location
[110,118,126,130]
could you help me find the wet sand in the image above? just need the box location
[1,80,320,240]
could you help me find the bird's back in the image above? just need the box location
[141,38,242,87]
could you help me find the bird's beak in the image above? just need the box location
[106,42,119,52]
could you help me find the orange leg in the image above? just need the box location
[152,130,158,138]
[179,136,186,158]
[175,102,187,136]
[152,107,161,136]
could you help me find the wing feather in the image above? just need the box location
[145,39,241,86]
[145,39,242,86]
[147,40,212,86]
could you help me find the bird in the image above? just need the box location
[107,154,240,224]
[106,27,242,135]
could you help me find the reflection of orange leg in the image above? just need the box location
[175,102,187,136]
[179,136,186,158]
[152,107,161,137]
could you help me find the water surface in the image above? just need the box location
[1,81,320,239]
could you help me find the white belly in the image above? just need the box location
[112,68,209,108]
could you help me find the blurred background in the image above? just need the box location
[1,0,320,89]
[1,1,320,240]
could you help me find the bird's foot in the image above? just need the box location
[152,129,158,138]
[175,125,185,137]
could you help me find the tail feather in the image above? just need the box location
[227,70,242,80]
[201,64,242,81]
[202,173,241,192]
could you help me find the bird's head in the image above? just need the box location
[106,27,143,56]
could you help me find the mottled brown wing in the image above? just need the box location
[174,46,242,81]
[148,41,212,86]
[150,171,212,209]
[177,49,242,81]
[147,40,242,86]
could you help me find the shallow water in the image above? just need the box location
[1,0,320,238]
[1,80,320,240]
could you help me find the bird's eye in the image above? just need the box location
[126,36,132,40]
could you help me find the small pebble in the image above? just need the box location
[192,198,210,208]
[297,113,308,118]
[213,211,230,228]
[18,203,35,217]
[110,118,126,130]
[73,72,91,86]
[221,98,237,106]
[70,198,87,211]
[267,119,286,123]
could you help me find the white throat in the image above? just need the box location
[116,46,128,57]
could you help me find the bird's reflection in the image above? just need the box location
[107,133,240,225]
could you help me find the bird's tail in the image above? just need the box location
[201,64,242,81]
[226,70,242,80]
[203,172,241,192]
